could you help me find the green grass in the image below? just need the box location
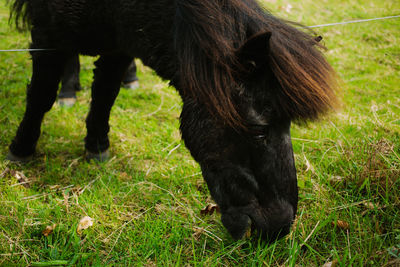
[1,0,399,266]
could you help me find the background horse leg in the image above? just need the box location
[85,54,133,161]
[121,60,139,90]
[8,51,70,161]
[58,55,82,107]
[58,57,137,108]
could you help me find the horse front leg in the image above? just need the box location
[58,55,82,107]
[8,50,70,162]
[84,54,133,161]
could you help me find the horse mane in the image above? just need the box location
[174,0,248,128]
[175,0,337,129]
[8,0,31,30]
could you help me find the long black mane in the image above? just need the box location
[174,0,337,129]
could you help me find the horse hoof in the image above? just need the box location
[58,97,76,107]
[85,149,110,162]
[122,80,139,90]
[6,151,33,163]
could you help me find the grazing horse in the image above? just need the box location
[7,0,337,241]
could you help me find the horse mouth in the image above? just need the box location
[221,199,295,241]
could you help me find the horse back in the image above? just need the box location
[26,0,176,72]
[27,0,119,54]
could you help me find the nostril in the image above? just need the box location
[221,212,251,240]
[250,200,295,241]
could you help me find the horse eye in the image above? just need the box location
[253,134,268,146]
[244,60,257,71]
[248,61,256,68]
[254,134,267,141]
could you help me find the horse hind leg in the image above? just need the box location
[8,50,70,162]
[84,54,133,161]
[58,55,82,107]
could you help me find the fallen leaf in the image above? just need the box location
[388,246,400,258]
[363,202,376,209]
[145,259,157,267]
[279,4,293,13]
[332,220,350,230]
[322,260,338,267]
[43,224,57,237]
[63,191,69,213]
[361,202,381,216]
[0,168,10,178]
[14,171,31,188]
[304,155,315,173]
[77,216,94,235]
[49,185,61,190]
[200,204,220,216]
[192,227,204,240]
[71,186,83,196]
[375,221,383,235]
[385,259,400,267]
[329,176,344,184]
[119,172,130,180]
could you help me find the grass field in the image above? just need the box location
[0,0,399,266]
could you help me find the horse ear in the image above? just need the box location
[237,32,272,70]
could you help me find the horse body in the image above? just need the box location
[23,0,177,77]
[8,0,337,241]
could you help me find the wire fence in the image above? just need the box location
[0,15,399,52]
[307,15,400,28]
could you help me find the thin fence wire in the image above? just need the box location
[0,48,54,52]
[307,15,400,28]
[0,15,399,52]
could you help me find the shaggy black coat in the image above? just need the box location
[8,0,337,241]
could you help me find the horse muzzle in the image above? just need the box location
[221,199,295,241]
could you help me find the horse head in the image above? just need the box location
[180,28,336,240]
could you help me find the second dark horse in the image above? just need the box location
[8,0,337,241]
[58,56,140,107]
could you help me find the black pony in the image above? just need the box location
[7,0,337,241]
